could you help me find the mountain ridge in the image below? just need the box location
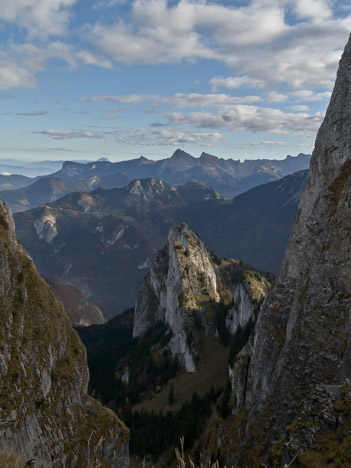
[51,151,310,198]
[14,171,306,318]
[15,173,306,318]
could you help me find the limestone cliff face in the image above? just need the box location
[223,34,351,467]
[225,269,269,338]
[0,200,129,467]
[133,222,219,372]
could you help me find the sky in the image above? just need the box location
[0,0,350,162]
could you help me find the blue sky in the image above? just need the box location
[0,0,350,162]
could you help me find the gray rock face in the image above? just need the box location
[226,33,351,466]
[225,284,256,337]
[133,222,219,372]
[0,200,129,467]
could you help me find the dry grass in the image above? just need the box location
[175,438,223,468]
[141,438,225,468]
[0,450,24,468]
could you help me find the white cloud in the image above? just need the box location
[81,94,155,104]
[265,91,288,103]
[88,0,288,65]
[241,140,290,148]
[210,75,265,91]
[168,105,324,137]
[0,41,76,90]
[84,0,350,94]
[38,125,222,147]
[1,0,350,99]
[0,0,77,38]
[292,0,332,22]
[76,50,113,68]
[151,128,224,146]
[0,40,114,90]
[17,110,48,116]
[112,126,223,146]
[90,23,213,65]
[0,60,37,89]
[1,0,350,153]
[81,92,262,108]
[39,129,104,139]
[93,0,127,9]
[164,93,262,107]
[291,105,310,111]
[290,89,332,101]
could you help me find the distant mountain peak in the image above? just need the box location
[170,149,195,160]
[97,157,110,162]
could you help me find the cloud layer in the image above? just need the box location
[1,0,351,158]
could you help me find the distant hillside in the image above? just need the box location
[51,150,310,198]
[14,171,307,318]
[0,173,132,213]
[197,169,308,273]
[0,174,37,191]
[0,176,100,213]
[44,275,105,327]
[0,158,92,177]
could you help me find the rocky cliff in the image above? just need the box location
[133,223,271,376]
[134,222,220,372]
[0,200,129,467]
[207,33,351,467]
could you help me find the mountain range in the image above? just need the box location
[14,170,307,319]
[52,149,310,198]
[0,151,310,214]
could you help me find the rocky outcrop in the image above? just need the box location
[44,275,105,327]
[33,209,57,243]
[133,222,219,372]
[217,33,351,467]
[225,270,269,338]
[0,200,129,467]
